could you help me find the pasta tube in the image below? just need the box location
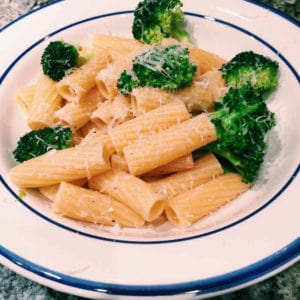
[10,134,111,188]
[151,152,223,199]
[130,87,175,116]
[89,169,165,222]
[165,173,250,228]
[80,129,115,157]
[175,70,227,112]
[28,74,62,129]
[56,50,111,102]
[91,94,132,128]
[144,154,194,176]
[53,182,145,227]
[55,87,104,130]
[39,178,87,201]
[108,101,190,155]
[123,114,217,175]
[92,34,143,61]
[189,47,227,77]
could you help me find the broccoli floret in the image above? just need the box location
[132,0,190,44]
[117,45,197,94]
[13,126,73,163]
[41,41,80,81]
[204,86,276,183]
[220,51,279,94]
[117,71,139,96]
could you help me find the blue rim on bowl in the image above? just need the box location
[0,1,299,297]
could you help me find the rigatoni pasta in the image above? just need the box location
[55,87,104,130]
[123,114,217,175]
[39,178,87,201]
[28,74,62,129]
[144,154,194,177]
[53,182,145,227]
[92,34,143,61]
[165,173,250,228]
[150,152,223,199]
[79,129,116,157]
[108,101,190,155]
[9,133,111,188]
[56,50,111,102]
[175,70,227,112]
[130,87,175,116]
[91,93,132,128]
[189,46,227,77]
[89,169,165,222]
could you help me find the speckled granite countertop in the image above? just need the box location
[0,0,299,299]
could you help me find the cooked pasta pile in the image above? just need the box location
[10,35,250,229]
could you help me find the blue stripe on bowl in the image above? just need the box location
[0,2,299,296]
[0,238,299,296]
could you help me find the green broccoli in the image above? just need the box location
[13,126,73,163]
[202,86,276,183]
[220,51,279,94]
[132,0,190,44]
[117,44,197,94]
[117,71,139,96]
[41,41,81,81]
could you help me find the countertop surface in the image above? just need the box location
[0,0,299,299]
